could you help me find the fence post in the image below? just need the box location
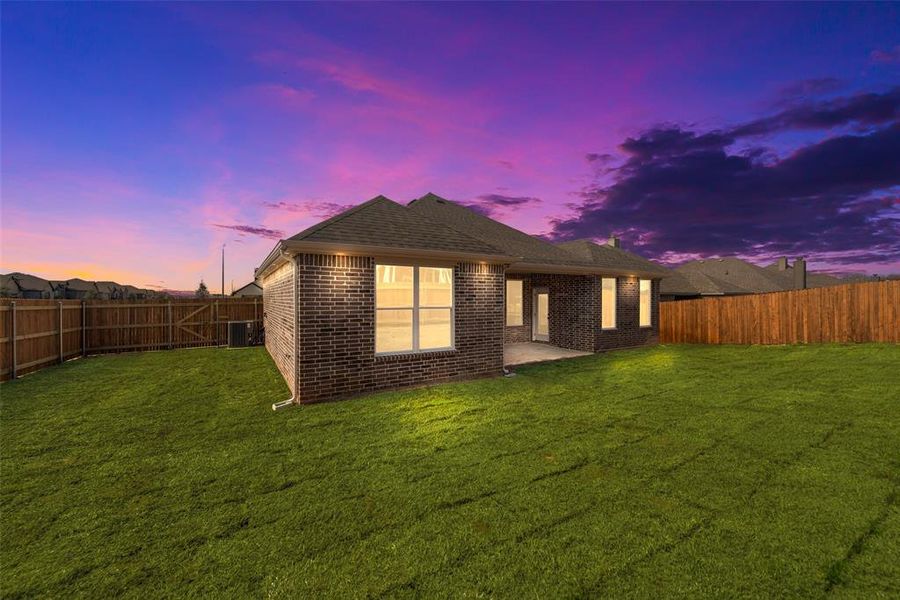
[81,301,86,356]
[10,301,16,380]
[167,301,173,349]
[215,300,220,345]
[58,301,64,364]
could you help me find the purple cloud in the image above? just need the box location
[461,193,542,216]
[871,45,900,64]
[213,224,284,240]
[548,91,900,268]
[773,77,844,102]
[261,200,354,218]
[732,86,900,136]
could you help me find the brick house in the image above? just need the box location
[257,193,668,404]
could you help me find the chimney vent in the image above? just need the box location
[793,258,807,290]
[607,236,620,248]
[776,257,788,271]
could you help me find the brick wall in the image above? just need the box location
[261,261,296,395]
[595,277,660,350]
[533,273,599,352]
[295,254,505,403]
[503,276,532,343]
[503,273,660,352]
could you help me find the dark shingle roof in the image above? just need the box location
[65,278,97,292]
[288,195,505,256]
[407,194,601,268]
[8,273,53,293]
[556,239,670,277]
[661,268,751,296]
[95,281,122,294]
[676,258,786,293]
[763,262,845,289]
[1,274,19,296]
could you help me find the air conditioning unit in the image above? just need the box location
[227,321,253,347]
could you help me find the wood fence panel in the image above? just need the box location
[0,298,262,381]
[660,281,899,345]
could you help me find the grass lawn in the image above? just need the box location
[2,345,899,598]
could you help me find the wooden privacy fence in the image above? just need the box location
[660,280,899,345]
[0,298,262,381]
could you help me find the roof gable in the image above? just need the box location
[408,194,595,268]
[288,195,505,256]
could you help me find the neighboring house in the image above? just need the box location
[257,193,666,404]
[1,274,21,297]
[763,257,844,289]
[122,285,148,300]
[660,256,847,301]
[63,278,97,300]
[49,280,68,299]
[94,281,125,300]
[0,273,54,299]
[231,281,263,297]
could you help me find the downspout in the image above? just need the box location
[272,250,300,410]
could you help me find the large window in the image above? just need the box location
[376,265,453,353]
[601,278,616,329]
[506,279,523,326]
[639,279,652,327]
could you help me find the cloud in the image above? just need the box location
[260,200,353,218]
[548,94,900,269]
[245,83,315,110]
[773,77,844,102]
[732,86,900,136]
[870,45,900,64]
[461,193,542,216]
[213,224,284,239]
[585,153,614,164]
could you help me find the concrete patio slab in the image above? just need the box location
[504,342,592,366]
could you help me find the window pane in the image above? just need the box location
[639,279,651,327]
[376,265,413,308]
[419,267,453,307]
[376,309,413,352]
[506,280,523,326]
[602,278,616,329]
[419,308,452,349]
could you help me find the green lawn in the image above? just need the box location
[2,345,899,598]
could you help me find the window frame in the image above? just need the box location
[375,264,455,355]
[601,277,617,330]
[505,279,524,327]
[639,278,652,328]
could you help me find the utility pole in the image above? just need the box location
[221,244,225,298]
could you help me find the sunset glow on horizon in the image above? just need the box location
[2,3,898,290]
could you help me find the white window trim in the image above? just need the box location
[639,279,652,328]
[601,277,617,330]
[375,264,455,355]
[506,279,524,327]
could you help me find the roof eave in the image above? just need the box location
[510,261,667,278]
[255,241,290,280]
[258,239,519,276]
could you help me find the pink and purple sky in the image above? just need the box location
[2,2,898,291]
